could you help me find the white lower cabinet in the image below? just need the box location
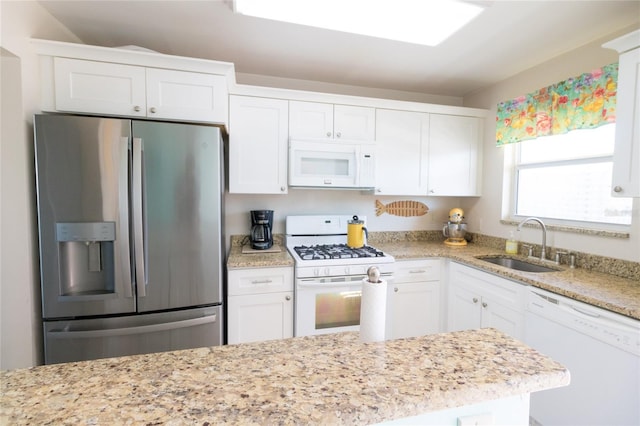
[388,259,442,339]
[227,267,293,344]
[447,262,525,340]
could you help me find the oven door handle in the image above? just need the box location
[296,281,363,289]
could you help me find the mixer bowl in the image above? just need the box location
[443,222,467,239]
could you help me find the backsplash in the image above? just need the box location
[234,231,639,281]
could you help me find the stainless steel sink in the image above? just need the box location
[476,256,560,273]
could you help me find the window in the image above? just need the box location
[511,124,632,226]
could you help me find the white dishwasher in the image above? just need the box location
[525,287,640,426]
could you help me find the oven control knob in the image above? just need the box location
[324,268,331,276]
[313,268,320,276]
[344,266,350,275]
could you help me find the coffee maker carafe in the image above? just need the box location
[250,210,274,250]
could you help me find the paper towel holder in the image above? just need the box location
[367,266,381,283]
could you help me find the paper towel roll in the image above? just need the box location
[359,278,387,342]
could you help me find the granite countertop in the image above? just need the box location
[375,240,640,320]
[0,328,569,425]
[227,236,640,320]
[227,235,293,269]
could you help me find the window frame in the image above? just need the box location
[504,137,632,232]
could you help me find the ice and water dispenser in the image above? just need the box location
[56,222,116,297]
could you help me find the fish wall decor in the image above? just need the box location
[375,200,429,217]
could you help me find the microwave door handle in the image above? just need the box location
[119,137,133,298]
[132,137,147,297]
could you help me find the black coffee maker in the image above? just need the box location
[250,210,274,250]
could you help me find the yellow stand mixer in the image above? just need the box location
[443,208,468,246]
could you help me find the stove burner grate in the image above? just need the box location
[293,244,385,260]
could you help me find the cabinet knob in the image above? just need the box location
[472,297,478,303]
[613,185,623,193]
[429,189,435,194]
[336,132,341,138]
[394,287,399,292]
[285,295,291,301]
[482,302,488,308]
[326,132,332,137]
[149,107,157,114]
[281,186,286,192]
[133,106,141,112]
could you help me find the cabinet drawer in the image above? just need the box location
[227,267,293,296]
[395,259,441,282]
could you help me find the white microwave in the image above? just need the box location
[288,138,376,189]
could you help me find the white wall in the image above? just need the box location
[462,27,640,263]
[236,72,464,106]
[0,1,81,370]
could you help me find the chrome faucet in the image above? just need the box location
[517,217,547,260]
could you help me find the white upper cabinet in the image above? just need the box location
[54,58,147,117]
[229,95,289,194]
[375,109,429,195]
[427,114,483,196]
[289,101,375,140]
[34,39,234,126]
[145,68,227,123]
[604,30,640,197]
[53,58,228,123]
[333,104,376,140]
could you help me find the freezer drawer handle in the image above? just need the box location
[47,314,217,339]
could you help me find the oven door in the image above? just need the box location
[295,275,364,337]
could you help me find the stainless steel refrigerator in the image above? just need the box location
[34,114,224,364]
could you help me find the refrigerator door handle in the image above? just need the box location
[132,137,147,297]
[47,314,218,339]
[120,136,133,298]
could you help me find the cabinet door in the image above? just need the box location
[480,298,525,340]
[229,96,288,194]
[334,105,376,140]
[611,47,640,197]
[447,262,526,339]
[390,281,441,339]
[227,292,293,344]
[53,57,146,117]
[375,109,429,195]
[446,282,482,332]
[428,114,483,196]
[289,101,334,139]
[145,68,227,123]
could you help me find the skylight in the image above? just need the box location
[231,0,487,46]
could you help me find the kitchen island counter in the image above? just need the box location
[1,328,568,425]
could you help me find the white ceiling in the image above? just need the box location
[36,0,640,97]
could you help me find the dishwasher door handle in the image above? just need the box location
[569,305,601,318]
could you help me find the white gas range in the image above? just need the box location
[285,215,395,337]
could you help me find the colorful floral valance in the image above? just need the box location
[496,63,618,146]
